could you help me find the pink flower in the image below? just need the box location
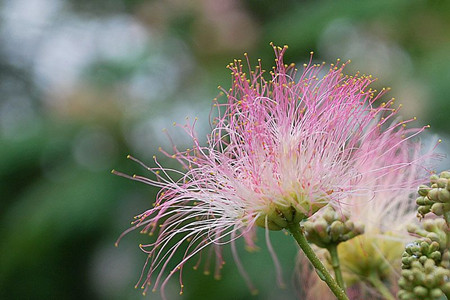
[115,44,428,297]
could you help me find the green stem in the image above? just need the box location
[288,223,349,300]
[367,273,395,300]
[328,244,346,290]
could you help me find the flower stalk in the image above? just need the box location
[328,244,345,290]
[288,223,349,300]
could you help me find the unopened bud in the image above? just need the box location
[303,221,314,233]
[429,241,440,252]
[416,196,427,205]
[437,178,447,188]
[418,205,431,215]
[344,220,354,231]
[429,288,443,298]
[424,259,435,272]
[441,171,450,179]
[322,207,338,224]
[430,203,444,216]
[430,174,439,183]
[314,219,328,235]
[413,286,428,297]
[330,221,344,240]
[438,189,450,202]
[426,232,440,243]
[418,185,430,196]
[428,189,439,201]
[420,241,429,253]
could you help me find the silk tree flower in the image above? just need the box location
[114,44,429,297]
[298,142,434,300]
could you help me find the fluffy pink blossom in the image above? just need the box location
[115,45,428,297]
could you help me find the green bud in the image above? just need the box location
[419,255,428,264]
[418,185,430,196]
[423,219,436,231]
[330,220,344,240]
[441,171,450,179]
[424,259,435,272]
[407,224,419,233]
[429,251,441,262]
[429,288,443,298]
[303,221,314,233]
[314,219,328,236]
[416,196,427,205]
[430,174,439,183]
[424,274,435,286]
[420,241,429,253]
[429,241,440,252]
[430,203,444,216]
[428,189,439,201]
[434,267,450,279]
[426,232,440,243]
[413,286,428,297]
[418,205,431,215]
[401,257,410,266]
[438,189,450,202]
[401,269,414,279]
[437,178,447,188]
[398,290,414,300]
[322,207,337,224]
[344,220,354,231]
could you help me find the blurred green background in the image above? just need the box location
[1,0,450,299]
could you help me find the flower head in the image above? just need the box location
[115,45,429,297]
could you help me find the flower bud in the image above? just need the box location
[426,233,440,244]
[430,174,439,183]
[437,178,447,188]
[329,220,344,241]
[418,185,429,196]
[344,220,354,231]
[429,241,440,253]
[314,219,328,235]
[322,207,338,224]
[441,171,450,179]
[413,286,428,297]
[418,205,431,215]
[438,189,450,202]
[430,203,444,216]
[429,288,443,298]
[302,221,314,233]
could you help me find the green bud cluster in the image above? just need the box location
[303,206,364,249]
[401,238,443,269]
[398,258,450,300]
[398,172,450,300]
[416,171,450,222]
